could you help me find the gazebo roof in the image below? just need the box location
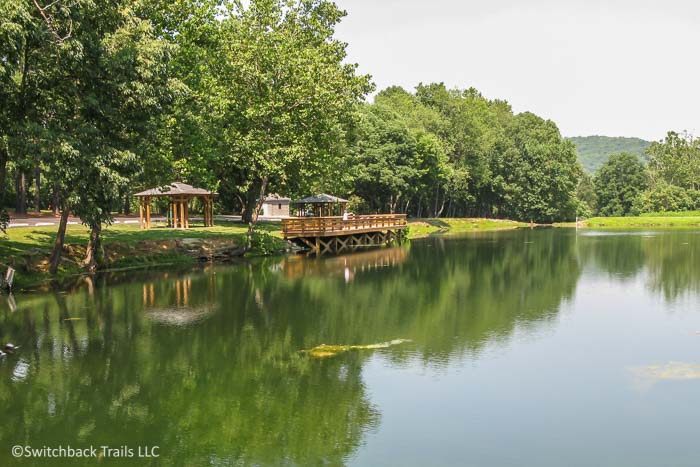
[134,182,215,197]
[293,193,348,204]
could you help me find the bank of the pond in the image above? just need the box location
[1,217,528,290]
[583,215,700,228]
[0,222,285,289]
[407,218,527,238]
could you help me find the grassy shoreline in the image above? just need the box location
[407,218,526,238]
[0,221,285,290]
[1,217,529,291]
[583,216,700,228]
[10,214,698,291]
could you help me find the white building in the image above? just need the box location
[261,194,291,218]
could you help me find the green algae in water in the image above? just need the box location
[302,339,412,358]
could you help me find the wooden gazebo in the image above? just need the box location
[293,193,349,217]
[134,182,216,229]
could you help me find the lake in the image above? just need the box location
[2,228,700,466]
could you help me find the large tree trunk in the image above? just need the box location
[235,194,246,217]
[49,207,70,274]
[52,186,60,216]
[124,194,130,215]
[34,165,41,213]
[433,185,440,218]
[436,199,446,218]
[241,184,260,224]
[82,223,102,273]
[15,171,27,215]
[245,176,269,251]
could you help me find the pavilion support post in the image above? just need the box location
[173,199,179,228]
[209,197,214,226]
[184,198,189,229]
[139,199,144,229]
[180,199,185,229]
[145,197,151,229]
[203,198,207,227]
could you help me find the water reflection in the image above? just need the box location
[280,246,408,282]
[579,230,700,299]
[1,228,700,464]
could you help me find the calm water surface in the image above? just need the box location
[2,228,700,466]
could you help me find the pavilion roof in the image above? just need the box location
[293,193,348,204]
[134,182,215,197]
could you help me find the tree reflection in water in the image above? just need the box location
[2,228,698,464]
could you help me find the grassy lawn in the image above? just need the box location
[407,218,525,238]
[584,216,700,228]
[0,221,281,256]
[638,210,700,217]
[0,221,284,289]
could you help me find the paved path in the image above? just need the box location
[7,215,283,228]
[8,216,147,228]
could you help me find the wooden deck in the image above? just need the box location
[282,214,407,253]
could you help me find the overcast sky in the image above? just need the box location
[334,0,700,141]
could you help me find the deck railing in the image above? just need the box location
[282,214,407,238]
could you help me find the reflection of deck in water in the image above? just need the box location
[280,246,407,281]
[282,215,407,254]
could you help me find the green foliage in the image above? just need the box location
[631,183,700,214]
[173,0,372,222]
[594,153,647,216]
[499,112,582,222]
[249,228,285,256]
[613,132,700,217]
[349,104,438,213]
[348,84,582,222]
[576,172,597,217]
[646,131,700,190]
[569,135,651,173]
[0,0,177,265]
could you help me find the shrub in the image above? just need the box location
[632,184,700,214]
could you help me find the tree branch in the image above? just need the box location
[32,0,73,43]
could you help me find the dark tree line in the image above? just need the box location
[2,0,641,275]
[343,85,583,222]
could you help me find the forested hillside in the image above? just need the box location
[568,136,651,173]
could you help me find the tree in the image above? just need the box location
[576,171,597,217]
[594,153,647,216]
[18,0,177,272]
[0,0,63,231]
[198,0,372,247]
[350,105,423,214]
[645,131,700,191]
[499,112,582,222]
[631,183,700,214]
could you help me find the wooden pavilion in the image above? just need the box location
[293,193,349,217]
[134,182,216,229]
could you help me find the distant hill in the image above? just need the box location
[567,136,652,173]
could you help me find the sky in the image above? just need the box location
[334,0,700,141]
